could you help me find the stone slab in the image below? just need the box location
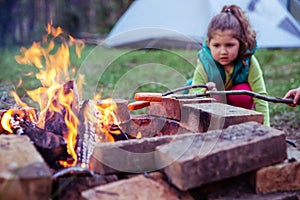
[155,122,287,191]
[0,135,52,200]
[180,102,264,132]
[81,172,193,200]
[146,97,215,121]
[90,133,193,174]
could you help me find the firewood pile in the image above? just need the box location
[1,94,300,200]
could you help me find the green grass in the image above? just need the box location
[1,45,300,121]
[255,48,300,117]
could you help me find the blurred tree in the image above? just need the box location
[0,0,17,46]
[0,0,133,47]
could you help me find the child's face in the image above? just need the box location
[207,30,240,67]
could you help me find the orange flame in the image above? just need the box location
[136,132,142,139]
[1,109,13,133]
[96,99,121,142]
[10,23,121,168]
[13,23,84,167]
[0,108,38,134]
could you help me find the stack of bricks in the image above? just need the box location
[1,121,299,199]
[145,97,264,132]
[1,97,300,199]
[86,121,300,199]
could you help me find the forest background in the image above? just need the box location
[0,0,133,47]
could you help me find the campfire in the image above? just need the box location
[0,24,129,170]
[0,24,298,200]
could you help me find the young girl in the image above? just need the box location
[190,4,270,126]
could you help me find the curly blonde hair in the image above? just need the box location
[207,5,256,64]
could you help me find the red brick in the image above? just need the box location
[256,161,300,194]
[255,146,300,194]
[146,97,215,121]
[124,114,189,138]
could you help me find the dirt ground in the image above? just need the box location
[271,111,300,151]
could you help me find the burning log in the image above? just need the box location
[52,166,94,180]
[52,168,118,200]
[94,100,129,142]
[76,100,128,168]
[0,107,37,134]
[96,99,131,133]
[44,80,80,137]
[76,100,99,167]
[10,116,73,169]
[108,123,128,141]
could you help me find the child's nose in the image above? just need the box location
[220,47,227,54]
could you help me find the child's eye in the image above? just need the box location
[226,43,235,47]
[213,44,220,48]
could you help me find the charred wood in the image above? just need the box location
[109,123,128,141]
[76,100,128,167]
[0,107,37,134]
[11,117,73,169]
[45,111,67,136]
[44,80,80,137]
[52,166,94,180]
[52,171,118,200]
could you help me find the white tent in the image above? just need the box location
[103,0,300,49]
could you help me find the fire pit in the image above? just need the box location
[0,24,299,200]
